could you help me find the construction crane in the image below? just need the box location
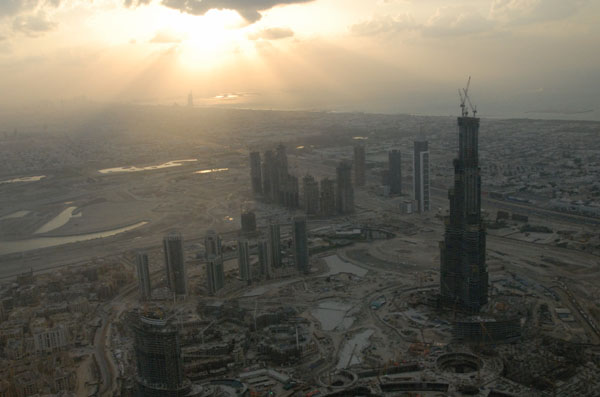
[458,76,477,117]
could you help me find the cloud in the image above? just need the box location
[352,0,589,38]
[0,0,61,17]
[423,8,494,37]
[351,14,417,36]
[12,12,57,36]
[490,0,588,24]
[248,27,294,40]
[123,0,152,7]
[161,0,314,23]
[150,30,182,43]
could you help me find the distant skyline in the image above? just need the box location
[0,0,599,120]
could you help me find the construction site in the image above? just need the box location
[2,100,600,396]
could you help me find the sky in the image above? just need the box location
[0,0,599,119]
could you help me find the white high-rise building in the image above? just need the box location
[413,140,430,212]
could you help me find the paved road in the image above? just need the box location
[93,311,112,396]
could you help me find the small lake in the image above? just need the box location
[0,221,148,256]
[0,210,31,220]
[99,159,197,174]
[0,175,46,184]
[195,168,229,174]
[35,207,81,234]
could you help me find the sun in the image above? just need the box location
[154,8,255,70]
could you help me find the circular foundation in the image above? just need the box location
[436,353,482,374]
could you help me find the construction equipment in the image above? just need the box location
[458,76,477,117]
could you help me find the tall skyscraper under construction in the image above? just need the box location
[336,161,354,214]
[293,216,309,274]
[354,144,366,187]
[249,151,262,195]
[130,310,191,397]
[163,232,186,297]
[136,252,152,301]
[388,150,402,195]
[413,141,430,212]
[440,87,488,312]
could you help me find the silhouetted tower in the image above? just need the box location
[237,239,250,282]
[303,174,320,215]
[336,161,354,214]
[354,144,366,187]
[440,79,488,312]
[187,91,193,107]
[293,216,309,274]
[249,151,263,195]
[163,232,186,297]
[268,222,282,268]
[131,311,191,396]
[320,178,336,216]
[388,150,402,195]
[206,254,224,295]
[413,141,430,212]
[136,252,152,301]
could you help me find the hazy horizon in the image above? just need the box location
[1,0,599,120]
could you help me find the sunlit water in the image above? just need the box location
[0,221,148,256]
[195,168,229,174]
[0,175,46,184]
[98,159,197,174]
[35,207,81,234]
[0,210,31,220]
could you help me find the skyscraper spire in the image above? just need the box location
[439,81,488,312]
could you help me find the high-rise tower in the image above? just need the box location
[319,178,336,216]
[268,221,281,268]
[413,141,430,212]
[388,150,402,195]
[204,230,222,260]
[136,252,152,301]
[336,161,354,214]
[353,144,366,187]
[237,239,251,282]
[163,232,186,297]
[130,310,191,397]
[206,254,224,295]
[241,210,257,234]
[293,216,309,274]
[440,83,488,312]
[257,239,270,279]
[249,151,262,195]
[303,174,319,215]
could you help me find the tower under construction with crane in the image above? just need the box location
[439,77,488,312]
